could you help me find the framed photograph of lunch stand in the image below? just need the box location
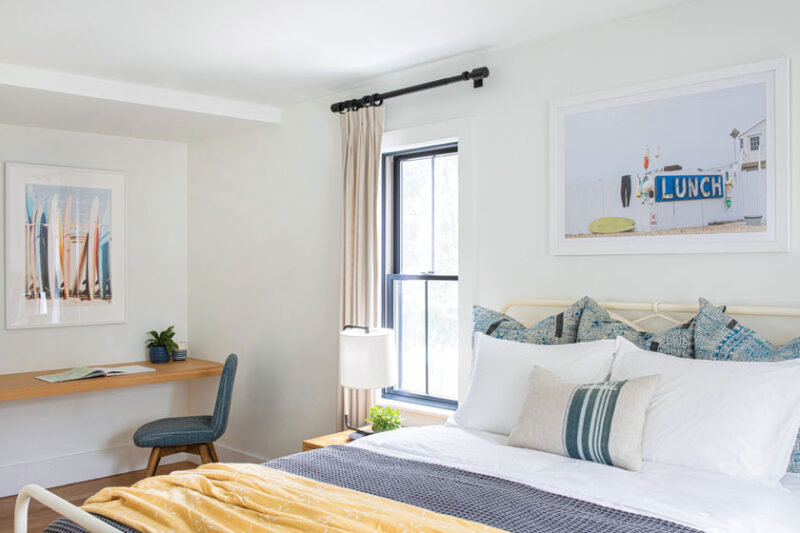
[549,58,790,255]
[5,162,127,329]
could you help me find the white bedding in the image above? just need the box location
[350,425,800,533]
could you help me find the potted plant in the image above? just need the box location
[365,405,402,433]
[146,326,178,364]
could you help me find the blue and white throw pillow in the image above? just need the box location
[694,298,800,361]
[472,305,525,335]
[472,297,589,345]
[508,366,661,472]
[694,298,800,473]
[577,298,695,358]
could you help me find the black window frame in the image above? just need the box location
[381,142,459,411]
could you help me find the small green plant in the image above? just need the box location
[146,326,178,355]
[365,405,402,433]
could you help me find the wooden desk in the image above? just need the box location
[0,358,223,402]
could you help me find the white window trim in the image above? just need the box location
[377,397,452,422]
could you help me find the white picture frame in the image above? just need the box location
[5,162,127,329]
[550,58,790,255]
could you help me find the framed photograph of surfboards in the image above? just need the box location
[549,58,790,255]
[5,163,126,329]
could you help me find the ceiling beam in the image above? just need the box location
[0,62,280,124]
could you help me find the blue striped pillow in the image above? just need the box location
[563,380,629,465]
[508,367,660,471]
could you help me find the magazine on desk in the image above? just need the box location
[36,365,155,383]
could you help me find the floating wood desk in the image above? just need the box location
[0,358,223,402]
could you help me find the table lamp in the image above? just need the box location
[340,325,397,439]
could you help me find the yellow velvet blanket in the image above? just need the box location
[83,463,505,533]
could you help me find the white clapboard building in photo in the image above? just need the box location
[565,121,767,236]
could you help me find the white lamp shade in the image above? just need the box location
[339,327,397,390]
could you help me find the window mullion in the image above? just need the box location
[430,154,435,274]
[396,279,403,390]
[424,278,429,396]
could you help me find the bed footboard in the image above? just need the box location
[14,484,120,533]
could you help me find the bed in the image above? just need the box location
[16,298,800,533]
[36,426,800,533]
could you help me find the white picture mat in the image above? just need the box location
[549,58,790,255]
[5,162,127,328]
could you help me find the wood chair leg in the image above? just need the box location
[198,443,213,464]
[145,448,162,478]
[208,442,219,463]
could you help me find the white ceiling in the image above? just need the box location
[0,0,691,107]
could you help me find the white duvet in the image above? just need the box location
[350,425,800,533]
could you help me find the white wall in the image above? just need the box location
[186,0,800,458]
[186,115,341,462]
[0,124,188,496]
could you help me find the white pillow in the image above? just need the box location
[612,337,800,482]
[449,333,616,435]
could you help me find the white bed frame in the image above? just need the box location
[14,298,800,533]
[14,485,119,533]
[501,298,800,333]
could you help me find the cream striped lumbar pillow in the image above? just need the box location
[508,366,660,472]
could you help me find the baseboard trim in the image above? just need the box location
[0,445,188,498]
[214,443,268,464]
[1,443,269,498]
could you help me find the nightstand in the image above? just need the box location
[302,427,370,451]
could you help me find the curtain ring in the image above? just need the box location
[372,93,383,106]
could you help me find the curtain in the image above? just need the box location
[339,107,386,428]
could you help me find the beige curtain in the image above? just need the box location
[339,107,386,428]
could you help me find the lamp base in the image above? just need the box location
[344,414,374,440]
[348,431,372,440]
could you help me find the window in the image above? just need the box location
[382,143,458,409]
[749,135,760,151]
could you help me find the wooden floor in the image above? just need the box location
[0,461,196,533]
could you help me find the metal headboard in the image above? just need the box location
[500,298,800,335]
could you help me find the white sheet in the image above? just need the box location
[781,473,800,497]
[350,425,800,533]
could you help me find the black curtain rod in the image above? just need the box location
[330,66,489,114]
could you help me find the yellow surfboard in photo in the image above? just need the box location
[588,217,635,234]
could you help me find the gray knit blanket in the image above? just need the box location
[44,445,702,532]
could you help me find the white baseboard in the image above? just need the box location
[214,443,268,464]
[0,445,188,498]
[0,443,267,499]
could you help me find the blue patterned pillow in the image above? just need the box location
[472,297,589,345]
[694,298,800,361]
[577,298,695,358]
[472,305,525,335]
[694,298,800,473]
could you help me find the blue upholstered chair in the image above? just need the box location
[134,354,238,477]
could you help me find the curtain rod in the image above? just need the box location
[329,66,489,114]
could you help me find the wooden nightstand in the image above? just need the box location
[302,427,370,451]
